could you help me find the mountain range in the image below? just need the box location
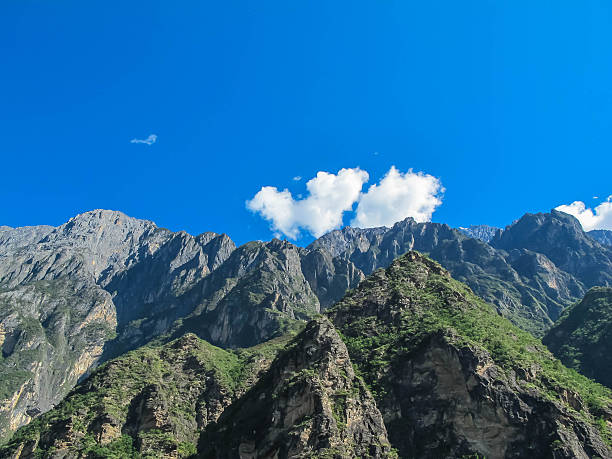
[1,209,611,457]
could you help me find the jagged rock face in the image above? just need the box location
[198,317,393,458]
[589,229,612,247]
[491,209,612,288]
[328,252,612,459]
[0,333,290,458]
[0,210,368,440]
[163,240,327,349]
[100,231,237,358]
[543,287,612,388]
[458,224,503,242]
[0,211,237,440]
[312,216,595,335]
[4,252,612,458]
[0,226,54,254]
[300,247,365,309]
[0,278,116,443]
[3,208,612,448]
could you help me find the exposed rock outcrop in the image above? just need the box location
[0,332,291,458]
[328,252,612,458]
[198,317,393,458]
[4,251,612,458]
[458,224,503,242]
[313,211,612,336]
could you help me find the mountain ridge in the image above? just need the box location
[3,252,611,458]
[1,208,611,442]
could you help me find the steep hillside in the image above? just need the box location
[0,278,115,441]
[589,230,612,247]
[0,211,362,439]
[199,317,393,458]
[0,211,237,441]
[5,252,611,458]
[544,287,612,388]
[2,208,611,442]
[0,332,294,458]
[327,252,612,458]
[458,224,502,242]
[491,209,612,288]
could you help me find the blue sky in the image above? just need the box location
[1,1,611,245]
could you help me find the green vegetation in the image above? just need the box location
[543,287,612,388]
[329,253,612,436]
[1,330,295,457]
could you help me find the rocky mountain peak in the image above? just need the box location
[458,224,503,242]
[328,251,612,458]
[198,316,393,458]
[492,209,612,288]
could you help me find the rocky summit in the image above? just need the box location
[1,209,612,457]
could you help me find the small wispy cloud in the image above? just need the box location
[130,134,157,145]
[293,176,302,181]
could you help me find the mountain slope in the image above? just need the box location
[311,216,589,335]
[327,252,612,458]
[589,229,612,247]
[4,252,612,458]
[2,208,612,443]
[543,287,612,388]
[458,224,502,242]
[0,211,238,441]
[0,211,363,440]
[198,317,393,458]
[491,209,612,288]
[0,332,293,458]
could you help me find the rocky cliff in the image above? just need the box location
[327,252,612,458]
[589,229,612,247]
[312,211,612,336]
[2,208,612,443]
[458,224,502,242]
[0,210,363,440]
[0,210,239,441]
[199,317,393,458]
[4,252,611,458]
[0,331,293,458]
[543,287,612,389]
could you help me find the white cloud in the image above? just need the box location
[130,134,157,145]
[352,166,444,228]
[247,168,369,239]
[293,176,302,181]
[247,166,445,239]
[556,196,612,231]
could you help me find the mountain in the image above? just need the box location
[589,229,612,247]
[4,252,611,458]
[0,211,362,440]
[2,208,612,441]
[0,331,294,458]
[198,317,393,458]
[491,209,612,288]
[311,213,598,335]
[543,287,612,388]
[0,210,238,441]
[457,224,502,242]
[326,252,612,458]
